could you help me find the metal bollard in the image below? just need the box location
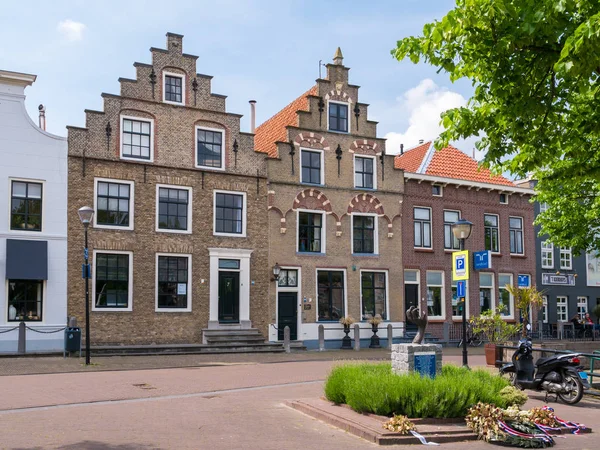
[354,324,360,351]
[318,324,325,352]
[443,322,450,343]
[387,324,393,350]
[283,326,291,353]
[17,321,26,354]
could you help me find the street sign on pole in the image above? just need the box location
[473,250,492,270]
[452,250,470,281]
[456,280,466,298]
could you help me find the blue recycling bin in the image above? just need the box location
[64,327,81,352]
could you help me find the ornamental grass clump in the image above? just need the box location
[324,363,515,418]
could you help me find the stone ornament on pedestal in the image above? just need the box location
[392,306,442,377]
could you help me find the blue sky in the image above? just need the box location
[0,0,480,156]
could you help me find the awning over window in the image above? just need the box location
[6,239,48,280]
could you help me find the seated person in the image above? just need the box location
[570,315,583,337]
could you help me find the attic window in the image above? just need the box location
[163,72,185,105]
[432,185,443,197]
[500,193,508,204]
[328,102,348,133]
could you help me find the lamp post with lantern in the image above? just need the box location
[78,206,94,365]
[451,218,473,368]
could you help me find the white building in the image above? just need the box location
[0,70,67,352]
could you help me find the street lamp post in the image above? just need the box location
[78,206,94,365]
[451,218,473,369]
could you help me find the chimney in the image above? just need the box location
[418,139,424,144]
[249,100,256,133]
[400,143,404,155]
[333,47,344,65]
[38,104,46,131]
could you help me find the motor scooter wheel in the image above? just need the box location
[557,373,584,405]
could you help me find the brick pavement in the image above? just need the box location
[0,352,599,449]
[0,346,484,377]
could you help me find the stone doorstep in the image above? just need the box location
[286,399,477,445]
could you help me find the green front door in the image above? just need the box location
[218,271,239,323]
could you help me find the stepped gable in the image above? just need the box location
[254,86,318,158]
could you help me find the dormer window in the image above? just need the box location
[328,102,348,132]
[163,72,185,105]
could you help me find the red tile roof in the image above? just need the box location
[394,141,515,186]
[255,86,318,158]
[393,141,430,172]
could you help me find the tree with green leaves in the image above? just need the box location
[393,1,600,253]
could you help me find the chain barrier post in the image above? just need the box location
[17,321,26,354]
[318,324,325,351]
[354,324,360,351]
[387,323,393,350]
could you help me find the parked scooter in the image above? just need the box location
[499,337,590,404]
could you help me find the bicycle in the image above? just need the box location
[457,324,483,347]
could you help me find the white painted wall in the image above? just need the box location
[0,73,67,352]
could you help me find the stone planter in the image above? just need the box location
[369,324,381,348]
[341,325,353,350]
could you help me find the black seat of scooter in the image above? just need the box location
[535,356,556,366]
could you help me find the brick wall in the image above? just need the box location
[401,179,537,337]
[67,33,269,345]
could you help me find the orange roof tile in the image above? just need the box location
[394,141,431,171]
[255,86,318,158]
[394,141,515,186]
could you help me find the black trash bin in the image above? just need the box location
[64,327,81,352]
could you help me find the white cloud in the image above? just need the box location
[57,20,86,42]
[383,79,483,159]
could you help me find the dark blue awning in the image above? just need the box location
[6,239,48,280]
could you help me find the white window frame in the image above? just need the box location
[92,250,134,312]
[359,269,389,321]
[432,184,443,197]
[299,148,325,185]
[7,177,46,234]
[353,154,377,190]
[213,190,247,238]
[93,177,135,231]
[351,213,378,255]
[541,241,554,268]
[556,296,568,322]
[426,270,445,320]
[500,193,509,204]
[577,296,588,321]
[155,184,193,234]
[155,252,192,312]
[539,202,548,213]
[326,100,351,134]
[162,70,186,105]
[498,273,514,319]
[542,295,548,323]
[315,268,348,322]
[296,209,326,254]
[5,279,47,324]
[414,206,432,249]
[479,272,495,313]
[560,247,572,270]
[451,278,469,320]
[443,209,461,251]
[119,115,154,162]
[484,213,500,254]
[195,126,226,171]
[509,216,524,255]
